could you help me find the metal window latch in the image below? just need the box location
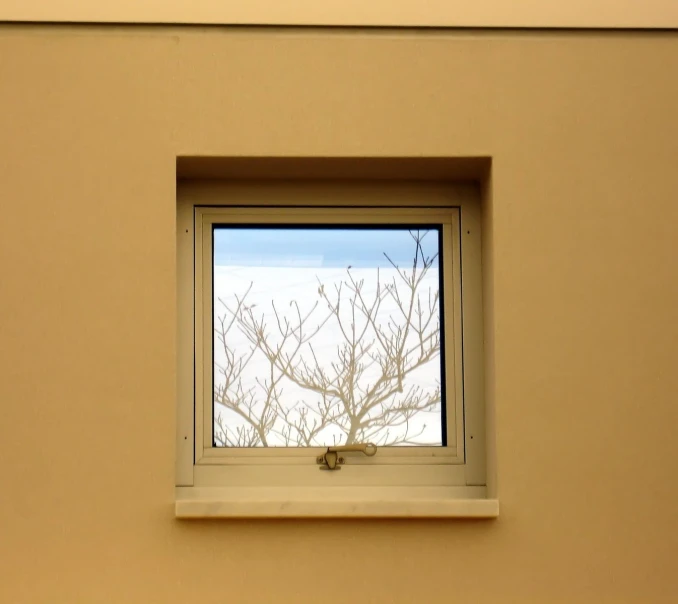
[316,443,378,471]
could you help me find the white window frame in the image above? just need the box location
[176,181,495,518]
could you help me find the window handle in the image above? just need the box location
[317,443,377,471]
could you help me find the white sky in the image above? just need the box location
[213,264,444,447]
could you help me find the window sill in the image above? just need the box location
[175,487,499,519]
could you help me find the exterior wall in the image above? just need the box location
[1,26,677,603]
[3,0,678,27]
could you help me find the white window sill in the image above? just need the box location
[175,487,499,519]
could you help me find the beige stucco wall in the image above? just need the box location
[1,26,677,603]
[3,0,678,27]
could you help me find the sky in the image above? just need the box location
[213,226,441,269]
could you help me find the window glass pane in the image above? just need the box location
[212,226,445,447]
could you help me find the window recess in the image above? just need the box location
[176,181,494,518]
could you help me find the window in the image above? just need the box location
[211,224,448,449]
[176,182,494,517]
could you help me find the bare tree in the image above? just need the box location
[213,230,441,447]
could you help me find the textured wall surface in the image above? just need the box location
[2,0,678,27]
[1,27,677,603]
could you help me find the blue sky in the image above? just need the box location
[213,227,441,268]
